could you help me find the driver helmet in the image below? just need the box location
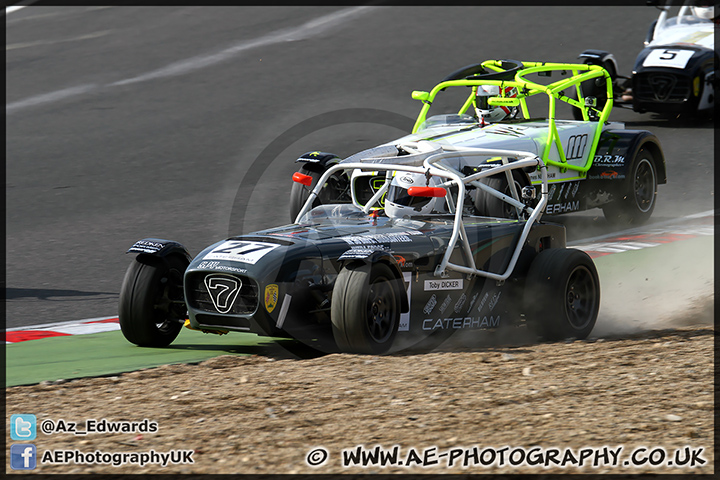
[475,85,518,123]
[691,5,716,20]
[385,172,444,219]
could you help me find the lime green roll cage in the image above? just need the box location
[410,60,613,174]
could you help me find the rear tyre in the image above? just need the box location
[119,254,188,347]
[289,166,351,222]
[473,173,528,218]
[331,262,401,354]
[524,248,599,341]
[571,58,614,121]
[602,148,657,225]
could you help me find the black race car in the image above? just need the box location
[119,148,600,354]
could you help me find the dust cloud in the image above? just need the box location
[591,235,714,337]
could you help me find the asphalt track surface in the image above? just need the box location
[5,6,715,330]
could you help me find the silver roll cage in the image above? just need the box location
[293,143,549,281]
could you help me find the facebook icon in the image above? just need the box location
[11,444,37,470]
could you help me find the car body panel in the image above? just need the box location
[633,3,716,114]
[183,207,566,352]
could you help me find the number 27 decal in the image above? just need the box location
[205,240,280,264]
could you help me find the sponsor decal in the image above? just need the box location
[301,151,322,161]
[275,294,292,328]
[529,171,557,180]
[546,200,580,215]
[423,294,438,315]
[205,240,279,264]
[488,291,502,312]
[264,284,279,313]
[571,182,580,197]
[422,315,501,331]
[601,170,619,179]
[476,292,490,313]
[563,181,580,199]
[588,171,625,180]
[488,125,526,137]
[466,292,480,313]
[593,154,625,167]
[398,271,413,332]
[424,279,464,291]
[340,233,414,246]
[129,240,166,254]
[338,246,386,260]
[566,134,588,160]
[204,274,241,314]
[197,261,247,274]
[439,295,452,314]
[393,255,414,269]
[453,294,467,313]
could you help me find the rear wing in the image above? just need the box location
[294,144,549,282]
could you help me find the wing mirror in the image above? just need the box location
[292,172,313,186]
[407,186,447,198]
[411,91,430,102]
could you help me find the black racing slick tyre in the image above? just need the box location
[331,262,402,354]
[571,58,615,121]
[525,248,599,341]
[119,254,188,347]
[602,148,658,226]
[473,173,528,218]
[289,166,351,222]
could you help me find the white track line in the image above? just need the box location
[567,209,714,245]
[7,6,376,114]
[6,316,118,332]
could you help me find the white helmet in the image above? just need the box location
[691,5,716,20]
[384,172,444,219]
[475,85,518,123]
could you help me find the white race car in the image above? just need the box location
[578,1,716,117]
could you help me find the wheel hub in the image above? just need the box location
[367,281,396,343]
[565,266,596,330]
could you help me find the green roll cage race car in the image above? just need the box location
[290,59,666,225]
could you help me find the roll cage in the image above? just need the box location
[294,144,549,282]
[651,1,715,37]
[410,60,614,175]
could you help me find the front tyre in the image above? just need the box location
[602,148,657,225]
[525,248,599,341]
[331,262,401,354]
[119,254,188,347]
